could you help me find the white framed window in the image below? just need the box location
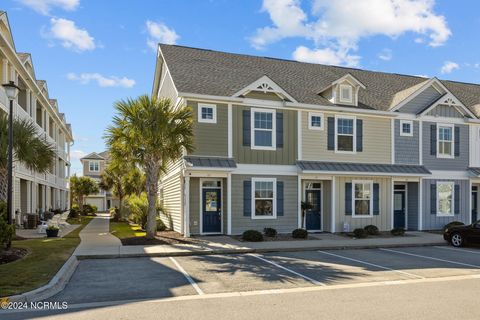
[89,161,99,172]
[437,124,454,158]
[400,120,413,137]
[437,181,454,217]
[335,115,356,153]
[198,103,217,123]
[251,108,276,150]
[352,180,373,217]
[252,177,276,219]
[308,112,324,130]
[339,84,353,103]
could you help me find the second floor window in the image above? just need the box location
[438,125,454,158]
[308,112,324,130]
[336,117,355,152]
[339,84,353,103]
[400,120,413,136]
[198,103,217,123]
[251,108,276,150]
[89,161,99,172]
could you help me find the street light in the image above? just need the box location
[2,81,19,225]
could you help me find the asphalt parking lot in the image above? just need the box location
[51,245,480,305]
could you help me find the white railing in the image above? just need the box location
[47,173,56,184]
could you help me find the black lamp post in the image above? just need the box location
[2,81,20,225]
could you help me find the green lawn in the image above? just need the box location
[0,216,94,297]
[110,221,145,239]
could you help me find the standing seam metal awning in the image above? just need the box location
[297,161,431,175]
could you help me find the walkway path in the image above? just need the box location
[74,213,121,256]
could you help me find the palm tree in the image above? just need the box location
[0,114,55,201]
[105,95,194,238]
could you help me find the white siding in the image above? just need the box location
[159,159,183,233]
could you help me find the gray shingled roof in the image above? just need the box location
[81,152,105,160]
[297,161,431,175]
[184,156,236,169]
[160,44,480,113]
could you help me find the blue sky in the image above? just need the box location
[2,0,480,174]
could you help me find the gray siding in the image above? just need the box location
[407,182,419,230]
[422,179,470,230]
[188,100,228,157]
[394,120,419,165]
[422,122,469,171]
[231,174,298,234]
[233,106,296,165]
[398,86,442,114]
[426,104,463,118]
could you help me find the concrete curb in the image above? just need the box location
[8,255,79,303]
[75,241,448,260]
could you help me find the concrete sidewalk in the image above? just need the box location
[74,213,122,257]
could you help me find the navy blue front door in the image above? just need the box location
[202,188,221,233]
[394,191,406,229]
[472,192,478,222]
[305,190,321,230]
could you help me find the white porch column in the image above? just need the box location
[297,175,302,228]
[331,177,336,233]
[26,88,31,115]
[227,173,232,235]
[469,180,473,225]
[183,176,190,237]
[2,59,8,83]
[26,180,32,213]
[418,178,423,231]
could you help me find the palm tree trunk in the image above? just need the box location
[0,167,7,203]
[145,161,159,239]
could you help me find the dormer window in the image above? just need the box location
[339,84,353,103]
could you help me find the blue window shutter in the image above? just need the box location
[243,110,251,147]
[276,112,283,148]
[356,119,363,152]
[373,183,380,215]
[430,183,437,214]
[327,117,335,150]
[345,183,352,215]
[454,126,460,157]
[454,184,460,214]
[430,124,437,156]
[243,180,251,216]
[277,181,284,216]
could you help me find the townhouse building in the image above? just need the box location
[80,151,118,212]
[153,44,480,236]
[0,12,73,223]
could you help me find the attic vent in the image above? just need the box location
[256,83,274,93]
[444,97,456,105]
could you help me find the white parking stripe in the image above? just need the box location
[169,257,204,295]
[318,250,425,279]
[380,248,480,269]
[248,253,326,286]
[435,246,480,255]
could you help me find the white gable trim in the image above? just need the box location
[232,75,298,103]
[331,73,366,89]
[418,92,475,118]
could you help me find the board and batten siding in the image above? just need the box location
[426,104,464,118]
[469,125,480,167]
[187,100,228,157]
[422,122,469,171]
[233,106,296,165]
[231,174,298,234]
[188,177,227,235]
[407,182,419,230]
[397,85,442,114]
[394,120,419,165]
[334,176,393,232]
[159,160,184,233]
[302,112,391,163]
[422,179,470,230]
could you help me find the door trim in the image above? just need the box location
[394,183,408,230]
[199,178,223,235]
[303,181,323,232]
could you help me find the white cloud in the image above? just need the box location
[69,149,87,161]
[251,0,451,66]
[293,46,360,67]
[47,18,95,52]
[67,73,135,88]
[378,48,393,61]
[18,0,79,15]
[146,20,179,51]
[440,61,459,74]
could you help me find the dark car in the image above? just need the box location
[444,221,480,247]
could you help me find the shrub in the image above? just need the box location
[390,228,405,236]
[69,207,79,218]
[72,204,80,211]
[263,227,277,237]
[156,217,167,231]
[82,204,97,215]
[126,193,149,229]
[364,225,379,236]
[292,228,308,239]
[443,221,465,232]
[242,230,263,242]
[0,201,14,252]
[353,228,368,238]
[47,225,59,231]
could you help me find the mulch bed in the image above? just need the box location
[233,234,316,242]
[0,248,28,265]
[120,231,202,246]
[338,231,414,239]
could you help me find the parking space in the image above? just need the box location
[51,246,480,305]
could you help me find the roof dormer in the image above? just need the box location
[319,73,365,107]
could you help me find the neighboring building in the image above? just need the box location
[153,44,480,236]
[80,151,117,211]
[0,11,73,223]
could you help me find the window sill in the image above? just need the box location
[334,150,357,154]
[251,146,277,151]
[251,215,277,220]
[351,215,374,218]
[436,213,454,217]
[436,154,454,159]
